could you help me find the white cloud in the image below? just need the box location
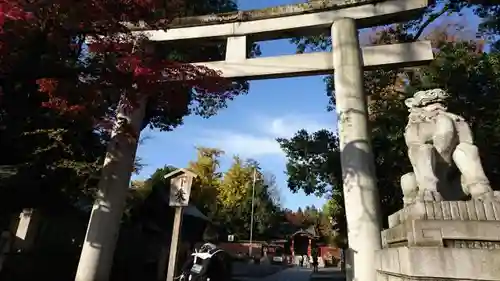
[198,130,282,157]
[195,113,336,157]
[262,114,334,137]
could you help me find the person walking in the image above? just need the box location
[303,254,309,268]
[311,248,319,273]
[180,226,232,281]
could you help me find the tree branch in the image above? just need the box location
[413,5,451,40]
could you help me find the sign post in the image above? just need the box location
[164,168,197,281]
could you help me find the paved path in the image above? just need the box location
[234,267,311,281]
[232,262,284,278]
[270,267,312,281]
[310,267,345,281]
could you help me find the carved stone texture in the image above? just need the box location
[388,200,500,228]
[376,246,500,281]
[444,240,500,249]
[382,216,500,247]
[377,273,493,281]
[126,0,382,30]
[401,88,495,204]
[378,218,500,280]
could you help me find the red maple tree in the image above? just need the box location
[0,2,245,279]
[0,0,238,128]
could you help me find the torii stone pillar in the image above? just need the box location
[332,18,382,281]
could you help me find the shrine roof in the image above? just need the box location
[291,226,319,238]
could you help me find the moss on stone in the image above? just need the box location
[128,0,385,30]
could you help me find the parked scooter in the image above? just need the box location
[179,243,232,281]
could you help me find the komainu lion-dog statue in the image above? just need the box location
[400,88,498,205]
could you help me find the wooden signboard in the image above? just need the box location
[163,168,197,281]
[165,168,196,207]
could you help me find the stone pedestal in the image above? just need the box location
[376,200,500,281]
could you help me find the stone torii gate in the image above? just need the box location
[75,1,434,281]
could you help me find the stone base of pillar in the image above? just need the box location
[376,200,500,281]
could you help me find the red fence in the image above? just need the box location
[217,242,341,266]
[319,246,341,266]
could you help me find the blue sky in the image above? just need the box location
[134,0,331,211]
[134,0,481,211]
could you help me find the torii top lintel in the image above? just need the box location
[129,0,389,29]
[127,0,433,42]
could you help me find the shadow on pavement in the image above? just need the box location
[310,267,346,281]
[231,262,286,279]
[232,265,308,281]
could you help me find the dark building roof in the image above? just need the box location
[292,225,318,238]
[183,205,210,221]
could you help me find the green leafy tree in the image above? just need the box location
[188,147,224,216]
[322,195,346,246]
[244,172,282,240]
[218,156,253,209]
[214,157,255,238]
[295,1,500,52]
[289,205,337,245]
[124,165,177,222]
[0,0,257,222]
[206,157,282,240]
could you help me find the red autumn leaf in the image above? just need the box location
[0,0,240,129]
[36,78,58,95]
